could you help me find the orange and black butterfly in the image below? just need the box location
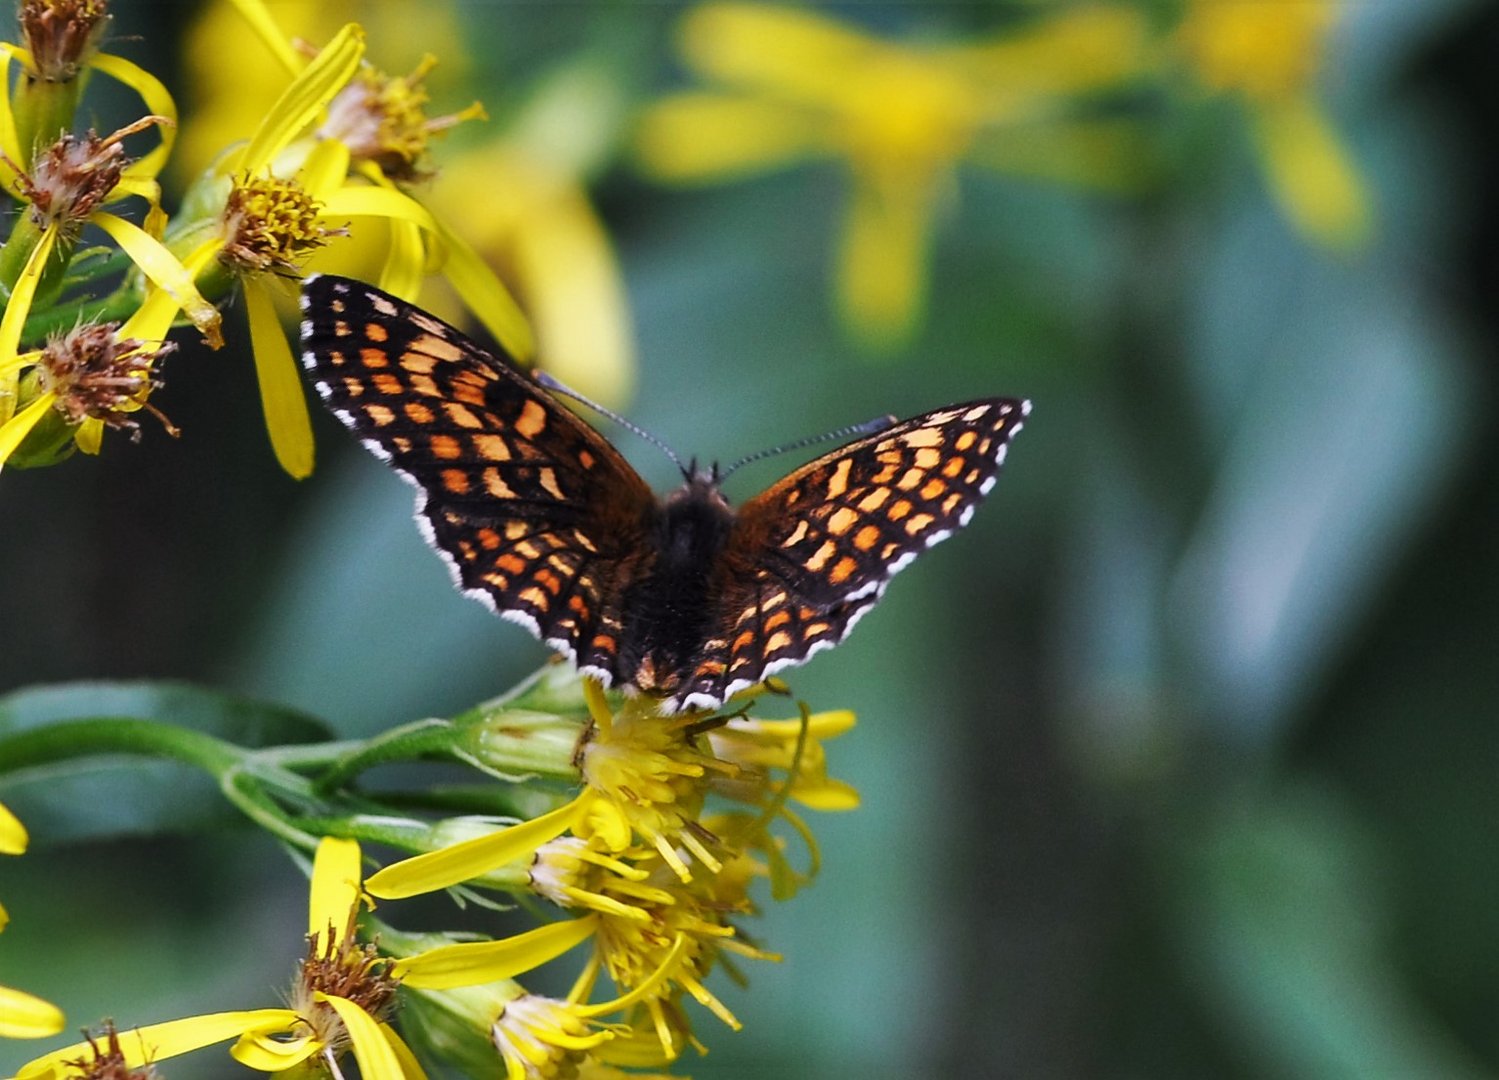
[299,275,1029,712]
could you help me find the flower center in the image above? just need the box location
[218,174,338,274]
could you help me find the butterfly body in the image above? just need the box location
[619,472,737,696]
[299,275,1028,712]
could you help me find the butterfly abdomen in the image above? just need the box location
[616,479,737,693]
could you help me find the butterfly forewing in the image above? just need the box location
[670,398,1029,709]
[298,275,656,674]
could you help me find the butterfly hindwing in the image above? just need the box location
[298,275,655,675]
[671,398,1029,709]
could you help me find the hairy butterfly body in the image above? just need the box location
[299,275,1029,712]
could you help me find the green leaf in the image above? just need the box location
[0,681,331,844]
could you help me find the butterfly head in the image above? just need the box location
[669,458,731,511]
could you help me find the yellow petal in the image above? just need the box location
[318,183,441,233]
[790,777,861,811]
[90,211,223,346]
[224,0,305,77]
[309,836,364,952]
[748,710,857,740]
[119,282,192,344]
[679,2,888,105]
[0,799,28,854]
[244,282,315,479]
[234,23,365,175]
[0,50,23,183]
[380,1022,431,1080]
[231,1026,319,1071]
[0,983,63,1039]
[1251,96,1372,251]
[318,995,409,1080]
[107,175,162,204]
[511,182,636,408]
[90,53,178,180]
[299,136,352,202]
[366,795,586,900]
[836,164,944,350]
[15,1011,297,1079]
[394,915,598,990]
[635,93,825,181]
[0,392,58,470]
[0,224,57,376]
[378,217,426,303]
[431,219,535,363]
[74,417,104,455]
[945,6,1152,100]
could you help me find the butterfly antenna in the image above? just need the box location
[719,413,898,481]
[535,371,689,476]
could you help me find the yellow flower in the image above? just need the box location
[367,681,736,897]
[169,12,533,478]
[0,119,219,442]
[396,926,685,1078]
[1175,0,1370,250]
[13,838,421,1079]
[637,2,1150,349]
[572,846,778,1056]
[572,682,737,882]
[0,799,65,1039]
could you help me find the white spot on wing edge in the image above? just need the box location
[359,436,392,464]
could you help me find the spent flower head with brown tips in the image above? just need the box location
[17,0,110,83]
[318,54,485,183]
[13,117,163,234]
[34,321,174,436]
[52,1023,159,1080]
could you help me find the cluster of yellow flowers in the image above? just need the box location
[0,0,606,479]
[637,0,1370,349]
[0,0,1368,476]
[8,674,858,1079]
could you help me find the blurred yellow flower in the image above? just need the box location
[1175,0,1371,250]
[428,133,636,408]
[637,2,1150,350]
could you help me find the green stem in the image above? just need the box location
[11,75,81,169]
[312,718,460,795]
[20,292,130,340]
[0,717,244,778]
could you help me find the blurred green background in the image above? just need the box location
[3,1,1498,1076]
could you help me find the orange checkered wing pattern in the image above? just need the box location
[669,399,1029,710]
[299,275,655,675]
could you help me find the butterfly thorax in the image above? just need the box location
[618,473,735,694]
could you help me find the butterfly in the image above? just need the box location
[299,275,1029,713]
